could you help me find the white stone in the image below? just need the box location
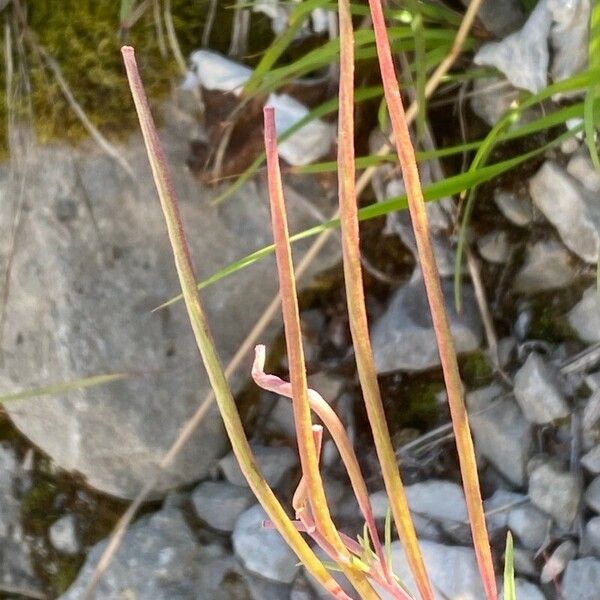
[568,152,600,193]
[477,231,511,264]
[507,503,550,550]
[540,539,577,583]
[474,0,554,93]
[219,444,297,488]
[568,287,600,343]
[584,516,600,557]
[49,515,81,556]
[585,476,600,513]
[582,445,600,474]
[494,188,534,227]
[371,270,482,373]
[370,479,467,524]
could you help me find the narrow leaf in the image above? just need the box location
[121,45,351,600]
[366,1,498,598]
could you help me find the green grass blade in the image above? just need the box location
[156,124,577,312]
[0,373,131,404]
[407,0,427,141]
[584,0,600,171]
[242,0,327,95]
[455,68,600,308]
[503,532,516,600]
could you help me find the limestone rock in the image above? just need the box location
[513,353,570,424]
[528,461,581,529]
[529,161,600,264]
[371,270,482,373]
[232,504,299,584]
[0,102,338,498]
[467,384,532,486]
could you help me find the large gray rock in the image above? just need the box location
[561,557,600,600]
[568,287,600,343]
[513,353,570,424]
[0,103,337,498]
[371,270,482,373]
[0,444,41,595]
[467,384,532,486]
[60,507,245,599]
[377,540,485,600]
[529,161,600,264]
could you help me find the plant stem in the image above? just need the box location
[336,1,432,598]
[365,3,498,599]
[263,106,378,599]
[120,45,352,600]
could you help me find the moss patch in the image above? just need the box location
[0,1,275,151]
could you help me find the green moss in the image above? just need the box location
[50,556,85,596]
[382,375,443,434]
[528,297,576,343]
[20,478,58,533]
[0,1,230,150]
[460,350,494,387]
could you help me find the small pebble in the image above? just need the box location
[561,557,600,600]
[49,514,81,556]
[540,539,577,583]
[513,353,570,424]
[219,444,297,488]
[528,461,581,529]
[584,476,600,514]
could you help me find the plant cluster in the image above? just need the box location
[121,1,515,597]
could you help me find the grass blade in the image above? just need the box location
[337,0,432,597]
[503,531,516,600]
[366,1,498,598]
[584,0,600,171]
[120,45,352,600]
[0,373,131,404]
[156,123,579,313]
